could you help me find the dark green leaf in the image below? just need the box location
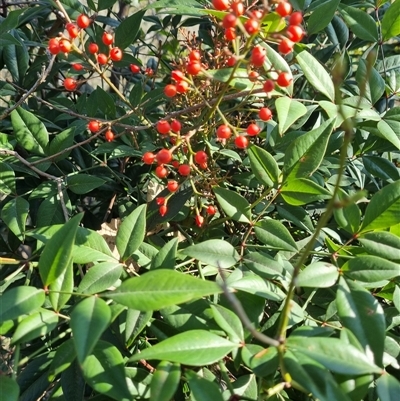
[340,5,378,41]
[363,155,400,182]
[186,370,225,401]
[359,231,400,261]
[94,87,116,119]
[213,187,251,223]
[67,174,106,194]
[0,9,24,35]
[150,361,181,401]
[47,127,75,162]
[48,339,76,381]
[1,197,29,239]
[248,145,280,187]
[254,219,297,252]
[98,0,118,11]
[280,178,331,205]
[297,262,339,288]
[0,162,16,195]
[115,10,146,49]
[0,376,19,401]
[381,0,400,40]
[307,0,341,35]
[355,60,385,105]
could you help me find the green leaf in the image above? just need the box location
[363,155,400,182]
[286,336,382,375]
[94,87,116,119]
[248,145,280,187]
[11,309,58,344]
[77,262,123,294]
[254,219,297,252]
[275,97,307,135]
[341,255,400,282]
[3,34,29,85]
[150,361,181,401]
[48,339,76,381]
[0,286,45,323]
[340,5,378,42]
[297,262,339,288]
[333,189,362,234]
[376,120,400,150]
[1,197,29,239]
[67,174,106,194]
[355,60,385,105]
[151,237,179,269]
[207,68,258,91]
[283,118,335,180]
[381,0,400,40]
[181,239,240,269]
[49,259,73,311]
[0,376,19,401]
[359,181,400,232]
[11,107,48,155]
[336,277,386,366]
[376,374,400,401]
[186,370,225,401]
[242,252,284,279]
[82,340,131,401]
[280,178,331,206]
[244,345,279,377]
[47,127,75,162]
[296,51,335,101]
[213,187,251,223]
[0,9,24,35]
[98,0,118,11]
[38,214,82,286]
[359,231,400,261]
[130,330,238,366]
[115,9,146,49]
[115,204,146,261]
[307,0,341,35]
[125,310,152,346]
[210,304,244,343]
[70,297,112,364]
[0,162,16,195]
[104,269,222,311]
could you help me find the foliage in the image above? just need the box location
[0,0,400,400]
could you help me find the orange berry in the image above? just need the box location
[170,120,182,132]
[167,180,179,192]
[246,123,260,136]
[59,39,72,53]
[164,84,177,97]
[244,19,259,35]
[277,71,293,87]
[278,38,294,55]
[222,14,237,29]
[176,80,189,94]
[212,0,229,11]
[207,205,216,215]
[195,150,208,164]
[195,215,204,227]
[88,120,100,132]
[171,70,185,81]
[276,1,292,17]
[287,25,304,42]
[143,152,156,164]
[216,125,232,139]
[102,32,113,46]
[289,12,303,26]
[88,43,98,54]
[224,27,237,41]
[263,79,275,92]
[64,77,77,91]
[187,62,201,75]
[72,63,84,71]
[76,14,90,29]
[235,136,249,149]
[97,53,108,65]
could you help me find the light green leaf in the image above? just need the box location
[71,297,112,364]
[340,5,378,42]
[125,310,152,346]
[381,0,400,40]
[77,262,123,294]
[211,304,244,342]
[275,97,307,135]
[181,239,240,269]
[1,197,29,239]
[213,187,251,223]
[280,178,331,205]
[150,361,181,401]
[49,260,73,311]
[0,376,19,401]
[151,237,179,269]
[186,370,225,401]
[242,252,284,279]
[296,51,335,101]
[104,269,221,311]
[67,174,106,194]
[376,374,400,401]
[376,120,400,150]
[307,0,341,35]
[0,162,16,195]
[254,219,297,252]
[297,262,339,288]
[130,330,238,366]
[116,204,147,261]
[248,145,280,188]
[359,231,400,261]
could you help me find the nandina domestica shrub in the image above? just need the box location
[0,0,400,400]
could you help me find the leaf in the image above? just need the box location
[11,309,59,344]
[296,51,335,101]
[38,214,82,286]
[0,162,16,195]
[70,297,112,364]
[307,0,341,35]
[275,97,308,135]
[98,0,118,11]
[115,9,145,49]
[125,310,152,346]
[355,60,385,105]
[359,181,400,232]
[151,237,179,269]
[376,120,400,150]
[1,197,29,239]
[130,330,238,366]
[210,304,244,342]
[48,339,76,381]
[11,107,48,155]
[381,0,400,40]
[150,361,181,401]
[280,178,331,206]
[336,277,385,366]
[340,5,378,42]
[213,187,251,223]
[0,9,24,35]
[67,174,106,194]
[77,262,123,294]
[254,219,297,252]
[376,374,400,401]
[104,269,222,311]
[115,204,146,261]
[244,345,279,377]
[0,286,45,323]
[82,340,131,401]
[283,118,336,180]
[286,336,382,375]
[242,252,284,279]
[0,376,19,401]
[49,259,73,311]
[207,67,258,91]
[181,239,240,269]
[47,127,75,162]
[341,255,400,282]
[359,231,400,261]
[363,155,400,182]
[186,370,225,401]
[248,145,280,188]
[297,262,339,288]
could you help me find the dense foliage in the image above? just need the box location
[1,0,400,400]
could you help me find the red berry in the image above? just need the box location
[156,197,165,205]
[59,39,72,53]
[212,0,229,11]
[251,46,266,66]
[172,160,180,169]
[171,70,185,81]
[199,162,208,170]
[72,63,84,71]
[195,150,208,164]
[278,38,294,55]
[227,56,236,67]
[164,84,177,98]
[287,25,304,42]
[235,136,249,149]
[224,28,237,41]
[276,1,292,17]
[97,53,108,65]
[105,130,114,142]
[88,43,98,54]
[156,149,172,164]
[130,64,141,74]
[248,71,260,82]
[259,107,272,121]
[64,77,77,91]
[263,79,275,92]
[102,32,113,46]
[76,14,90,29]
[48,39,60,55]
[189,50,201,62]
[216,125,232,139]
[277,71,293,87]
[231,1,245,16]
[176,80,189,94]
[289,11,303,26]
[246,123,260,137]
[159,205,167,216]
[88,120,100,133]
[143,152,156,164]
[66,23,79,39]
[110,47,123,61]
[167,180,179,192]
[222,14,237,29]
[170,120,182,132]
[195,215,204,227]
[187,61,201,75]
[178,164,191,176]
[207,205,216,215]
[251,10,264,20]
[155,165,168,178]
[157,120,171,135]
[244,19,259,35]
